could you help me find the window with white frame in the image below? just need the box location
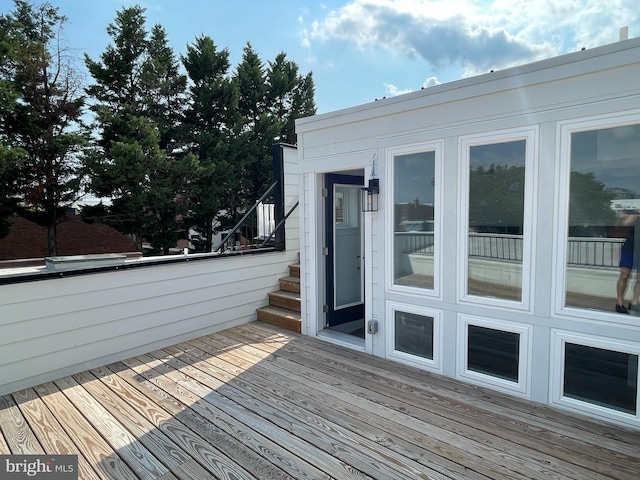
[457,315,531,396]
[387,302,442,371]
[459,129,536,308]
[558,119,640,316]
[552,331,639,421]
[395,310,434,359]
[389,143,441,294]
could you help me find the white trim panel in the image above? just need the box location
[385,141,444,299]
[386,301,443,374]
[457,127,538,312]
[457,314,533,398]
[550,329,640,427]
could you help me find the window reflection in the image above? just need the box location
[467,140,526,301]
[393,151,436,289]
[565,124,640,314]
[468,325,520,382]
[564,343,638,414]
[394,311,434,359]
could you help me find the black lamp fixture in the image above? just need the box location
[361,177,379,212]
[361,153,379,212]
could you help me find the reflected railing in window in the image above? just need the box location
[564,122,640,314]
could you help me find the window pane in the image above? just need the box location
[565,124,640,314]
[467,141,525,301]
[393,151,436,289]
[394,311,434,359]
[468,325,519,381]
[564,343,638,414]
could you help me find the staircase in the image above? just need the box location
[256,262,301,332]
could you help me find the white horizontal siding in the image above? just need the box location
[0,251,296,396]
[283,144,300,254]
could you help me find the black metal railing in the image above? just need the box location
[213,143,297,254]
[566,236,624,267]
[397,231,625,268]
[468,233,523,262]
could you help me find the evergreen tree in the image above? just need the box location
[232,44,279,216]
[230,46,317,218]
[0,19,24,238]
[266,52,317,144]
[85,5,194,253]
[182,35,237,251]
[0,0,87,254]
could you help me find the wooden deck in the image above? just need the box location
[1,322,639,480]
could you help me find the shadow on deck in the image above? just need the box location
[1,322,639,479]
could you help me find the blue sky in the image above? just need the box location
[2,0,639,114]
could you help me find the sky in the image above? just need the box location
[1,0,638,114]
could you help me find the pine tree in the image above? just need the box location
[0,0,87,254]
[85,5,194,254]
[182,35,237,251]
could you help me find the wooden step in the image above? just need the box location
[279,276,300,293]
[268,290,301,312]
[289,263,300,278]
[256,305,301,333]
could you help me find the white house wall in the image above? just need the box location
[0,251,297,396]
[283,144,300,253]
[295,37,640,429]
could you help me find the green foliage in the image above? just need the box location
[84,5,195,254]
[266,52,317,144]
[0,0,87,253]
[182,38,316,252]
[0,145,23,238]
[182,35,236,251]
[1,2,317,255]
[569,171,616,227]
[469,165,525,233]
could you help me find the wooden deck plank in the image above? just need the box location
[106,359,329,480]
[1,321,639,480]
[201,330,535,477]
[70,369,194,479]
[178,337,489,480]
[229,323,640,479]
[32,381,140,480]
[0,425,10,454]
[124,352,369,480]
[175,337,484,480]
[157,344,448,480]
[94,361,285,480]
[0,392,44,454]
[108,357,261,480]
[11,388,103,480]
[231,323,640,479]
[205,330,561,480]
[243,322,640,452]
[53,375,173,480]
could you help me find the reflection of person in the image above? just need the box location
[616,209,640,314]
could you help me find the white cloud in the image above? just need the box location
[302,0,639,75]
[422,76,441,88]
[384,83,413,96]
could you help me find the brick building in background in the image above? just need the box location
[0,215,138,261]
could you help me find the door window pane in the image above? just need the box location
[564,343,638,414]
[334,185,361,308]
[393,151,436,289]
[565,124,640,314]
[467,140,525,301]
[394,311,434,359]
[468,325,520,382]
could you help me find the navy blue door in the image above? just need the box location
[325,174,365,327]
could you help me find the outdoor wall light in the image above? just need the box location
[361,178,379,212]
